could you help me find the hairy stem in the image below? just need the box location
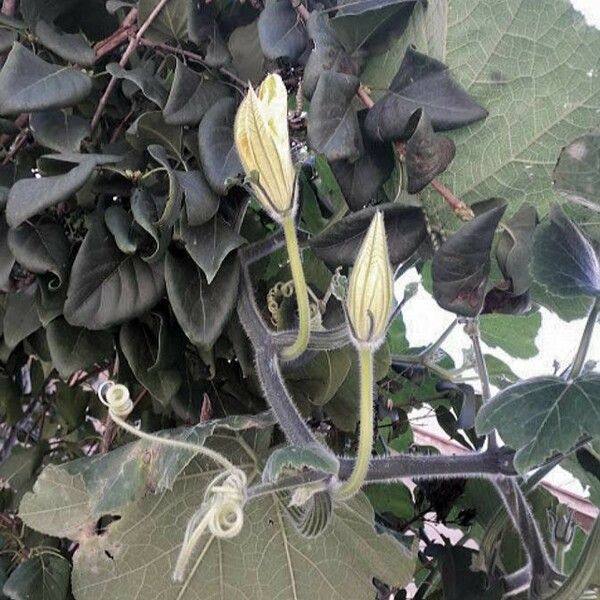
[568,297,600,379]
[337,348,374,500]
[280,214,311,361]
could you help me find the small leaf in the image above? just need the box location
[476,372,600,473]
[106,62,168,108]
[29,109,90,153]
[104,205,142,254]
[263,443,340,483]
[258,0,307,61]
[146,144,182,230]
[126,111,182,161]
[3,554,70,600]
[138,0,186,42]
[35,19,95,65]
[64,216,165,329]
[309,203,426,266]
[176,169,219,226]
[163,59,230,126]
[198,97,242,194]
[130,187,170,262]
[365,47,487,142]
[46,317,114,379]
[533,205,600,297]
[404,108,455,194]
[307,70,361,162]
[4,283,41,348]
[479,311,541,359]
[0,43,92,114]
[165,251,240,349]
[432,203,507,317]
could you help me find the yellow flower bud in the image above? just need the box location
[346,212,394,348]
[234,73,296,221]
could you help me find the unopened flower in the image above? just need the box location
[346,212,394,348]
[234,73,296,221]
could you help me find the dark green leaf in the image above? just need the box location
[263,443,340,483]
[46,317,113,379]
[106,62,168,108]
[163,59,230,126]
[146,144,182,230]
[104,205,142,254]
[64,216,165,329]
[126,111,183,161]
[176,169,219,226]
[533,205,600,297]
[258,0,307,61]
[0,219,14,292]
[4,283,41,347]
[55,382,90,432]
[307,70,361,162]
[404,108,455,194]
[476,372,600,473]
[29,110,90,153]
[309,203,426,266]
[138,0,186,42]
[336,0,415,16]
[35,20,95,65]
[0,43,92,114]
[432,203,506,317]
[0,443,46,509]
[165,251,240,349]
[365,47,487,142]
[227,22,267,85]
[130,187,170,262]
[198,97,242,194]
[3,554,70,600]
[188,0,230,66]
[366,482,413,521]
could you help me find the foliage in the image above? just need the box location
[0,1,598,600]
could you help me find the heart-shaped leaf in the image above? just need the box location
[307,71,361,162]
[3,554,70,600]
[309,203,426,266]
[258,0,308,61]
[35,20,95,66]
[176,169,219,226]
[432,203,506,317]
[3,282,41,348]
[533,205,600,297]
[0,43,92,114]
[165,250,240,349]
[64,216,165,329]
[198,97,243,194]
[365,47,487,142]
[404,108,456,194]
[106,62,168,108]
[29,109,90,153]
[476,372,600,473]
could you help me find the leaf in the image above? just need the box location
[0,219,14,292]
[495,203,538,296]
[146,144,182,230]
[104,205,142,254]
[7,222,69,289]
[262,443,340,483]
[309,203,426,266]
[138,0,186,42]
[106,62,168,108]
[0,43,92,114]
[484,354,518,389]
[4,283,41,348]
[0,28,17,52]
[181,215,245,284]
[198,97,243,194]
[0,443,46,510]
[163,59,230,126]
[258,0,307,61]
[432,203,506,317]
[69,451,416,600]
[477,372,600,472]
[533,205,600,297]
[130,187,170,262]
[35,20,95,65]
[55,382,90,432]
[366,482,413,521]
[29,110,90,153]
[126,111,182,161]
[554,130,600,211]
[187,0,230,67]
[3,554,70,600]
[307,71,361,162]
[64,216,165,329]
[176,170,219,226]
[404,108,455,194]
[6,159,96,228]
[46,317,113,379]
[228,22,267,85]
[479,311,541,359]
[165,251,240,349]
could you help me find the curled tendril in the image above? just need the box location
[97,381,248,582]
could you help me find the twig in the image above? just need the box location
[109,107,135,143]
[90,0,171,132]
[2,128,29,165]
[0,113,27,148]
[94,8,139,61]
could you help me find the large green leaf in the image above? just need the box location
[64,217,165,329]
[258,0,308,61]
[35,20,95,66]
[476,372,600,472]
[479,311,541,359]
[176,170,219,226]
[3,554,70,600]
[3,283,41,348]
[0,43,92,114]
[29,110,90,153]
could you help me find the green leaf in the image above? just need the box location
[554,130,600,210]
[35,20,95,66]
[137,0,186,42]
[198,97,242,195]
[0,43,92,114]
[46,317,113,379]
[130,187,170,262]
[484,354,518,389]
[146,144,182,231]
[165,251,240,349]
[29,110,89,153]
[126,111,183,161]
[0,443,46,509]
[187,0,230,67]
[258,0,308,61]
[533,205,600,297]
[476,372,600,472]
[104,205,142,254]
[64,216,165,329]
[3,554,70,600]
[177,169,219,226]
[479,311,541,359]
[432,203,506,317]
[7,222,69,289]
[263,443,340,483]
[0,219,14,292]
[106,62,168,108]
[4,283,41,348]
[163,59,230,126]
[307,71,361,162]
[55,382,90,432]
[228,22,267,85]
[309,203,426,266]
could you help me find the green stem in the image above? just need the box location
[336,348,374,500]
[280,214,310,361]
[569,297,600,379]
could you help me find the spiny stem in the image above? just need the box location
[568,296,600,379]
[336,348,374,500]
[280,214,311,361]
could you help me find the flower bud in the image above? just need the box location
[346,212,394,348]
[234,73,296,221]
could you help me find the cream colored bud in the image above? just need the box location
[234,73,296,221]
[346,212,394,348]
